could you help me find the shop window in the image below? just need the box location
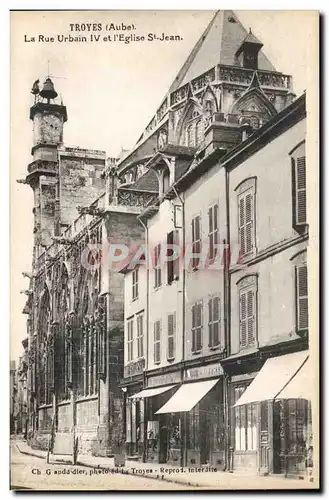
[132,267,139,301]
[238,275,258,351]
[187,405,200,450]
[208,204,219,263]
[154,320,161,364]
[191,215,202,270]
[286,399,308,454]
[167,230,179,284]
[136,312,144,359]
[154,243,162,289]
[292,155,307,230]
[296,262,308,333]
[208,296,220,348]
[233,385,257,451]
[192,301,203,353]
[127,317,134,362]
[167,313,176,361]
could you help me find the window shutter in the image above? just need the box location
[209,207,213,233]
[240,292,247,348]
[173,230,180,279]
[213,296,220,346]
[247,290,255,345]
[239,196,246,255]
[208,298,213,347]
[245,193,253,253]
[197,303,202,351]
[297,265,308,330]
[296,157,307,225]
[154,321,161,363]
[167,313,175,360]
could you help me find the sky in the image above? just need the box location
[10,10,318,360]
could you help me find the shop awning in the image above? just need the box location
[128,385,176,400]
[155,379,219,414]
[275,358,313,401]
[234,350,309,407]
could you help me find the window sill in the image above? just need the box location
[154,360,161,365]
[167,357,175,363]
[191,350,202,355]
[208,344,220,351]
[132,297,139,302]
[57,399,71,406]
[154,285,162,292]
[76,395,98,403]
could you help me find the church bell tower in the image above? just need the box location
[21,76,68,253]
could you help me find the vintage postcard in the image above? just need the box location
[10,10,319,491]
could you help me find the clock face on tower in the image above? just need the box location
[39,114,63,144]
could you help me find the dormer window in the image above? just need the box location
[235,29,263,70]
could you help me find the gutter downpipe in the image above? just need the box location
[172,185,186,468]
[137,215,149,463]
[224,165,231,471]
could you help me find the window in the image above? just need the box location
[127,318,134,362]
[233,385,257,451]
[208,296,220,348]
[132,268,139,301]
[162,169,170,193]
[136,312,144,359]
[185,123,194,147]
[154,320,161,364]
[238,275,257,350]
[167,313,176,360]
[195,119,203,146]
[167,230,179,284]
[208,204,219,263]
[296,263,308,332]
[238,189,255,256]
[292,156,307,228]
[154,244,162,288]
[191,215,202,269]
[192,302,203,353]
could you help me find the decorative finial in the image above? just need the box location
[249,28,252,33]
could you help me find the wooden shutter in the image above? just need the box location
[296,157,307,225]
[167,231,174,284]
[173,230,180,279]
[246,290,255,345]
[154,321,161,363]
[296,264,308,330]
[239,191,254,256]
[238,196,246,255]
[167,313,175,360]
[240,292,247,348]
[245,193,253,253]
[192,216,201,268]
[208,298,213,347]
[196,303,202,351]
[192,304,196,352]
[213,296,220,346]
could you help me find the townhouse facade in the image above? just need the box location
[119,10,313,477]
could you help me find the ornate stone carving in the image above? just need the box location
[117,189,157,208]
[77,205,105,217]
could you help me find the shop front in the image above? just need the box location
[156,363,226,469]
[128,370,181,464]
[233,350,313,477]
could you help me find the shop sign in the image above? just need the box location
[184,363,224,381]
[124,358,145,379]
[147,371,181,387]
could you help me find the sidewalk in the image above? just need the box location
[14,439,317,489]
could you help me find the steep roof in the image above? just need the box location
[169,10,276,92]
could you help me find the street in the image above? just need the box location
[10,441,200,491]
